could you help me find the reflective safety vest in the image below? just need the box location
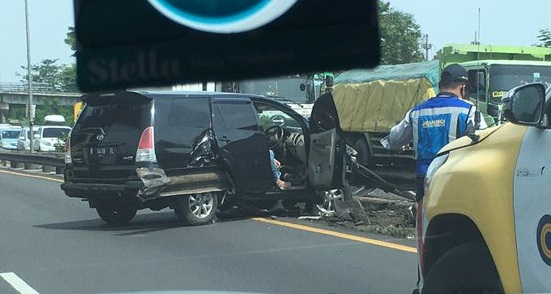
[409,94,473,175]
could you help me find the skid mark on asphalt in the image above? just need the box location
[253,217,417,253]
[0,272,40,294]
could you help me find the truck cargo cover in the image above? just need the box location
[332,60,440,132]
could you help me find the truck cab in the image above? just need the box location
[462,60,551,125]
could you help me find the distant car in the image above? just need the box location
[16,127,40,151]
[0,127,23,150]
[43,114,66,125]
[34,125,72,152]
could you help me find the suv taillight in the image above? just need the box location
[64,133,72,164]
[136,126,157,162]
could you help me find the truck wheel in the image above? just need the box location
[96,203,137,225]
[174,192,218,225]
[354,138,371,166]
[422,241,503,294]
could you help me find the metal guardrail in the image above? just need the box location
[0,149,64,173]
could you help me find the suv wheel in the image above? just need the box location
[174,192,218,225]
[312,188,346,215]
[96,203,137,225]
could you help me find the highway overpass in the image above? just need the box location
[0,91,81,107]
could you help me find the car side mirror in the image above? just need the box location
[502,83,546,126]
[34,134,41,139]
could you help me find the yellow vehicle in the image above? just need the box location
[418,83,551,293]
[73,101,85,123]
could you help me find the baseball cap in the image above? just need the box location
[441,64,469,84]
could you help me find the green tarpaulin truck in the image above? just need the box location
[330,60,440,189]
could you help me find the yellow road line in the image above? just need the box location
[253,217,417,253]
[0,169,64,183]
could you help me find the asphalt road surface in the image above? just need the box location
[0,168,417,294]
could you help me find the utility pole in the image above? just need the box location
[24,0,35,153]
[421,34,432,61]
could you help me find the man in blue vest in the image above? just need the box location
[382,64,485,202]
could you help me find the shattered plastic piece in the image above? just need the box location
[298,216,322,220]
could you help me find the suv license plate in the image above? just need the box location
[90,147,117,156]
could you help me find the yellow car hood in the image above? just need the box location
[439,124,505,154]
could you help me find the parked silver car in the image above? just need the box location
[17,127,40,151]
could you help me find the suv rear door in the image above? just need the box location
[70,92,152,181]
[154,96,212,169]
[212,97,273,193]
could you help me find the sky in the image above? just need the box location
[0,0,74,84]
[388,0,550,59]
[0,0,550,84]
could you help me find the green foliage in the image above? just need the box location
[7,105,27,124]
[379,1,424,65]
[537,28,551,47]
[55,132,69,152]
[58,64,78,93]
[20,59,61,86]
[4,100,72,127]
[19,59,77,93]
[33,99,73,125]
[65,26,77,53]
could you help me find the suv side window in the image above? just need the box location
[215,102,260,131]
[167,98,211,128]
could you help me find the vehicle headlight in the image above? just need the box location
[424,153,449,193]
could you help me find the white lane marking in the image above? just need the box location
[0,272,40,294]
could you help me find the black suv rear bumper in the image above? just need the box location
[61,181,144,198]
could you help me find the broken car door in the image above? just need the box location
[212,98,274,193]
[308,93,345,189]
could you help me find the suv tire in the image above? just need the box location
[174,193,218,225]
[96,203,138,225]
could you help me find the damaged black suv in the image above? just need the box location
[61,90,348,225]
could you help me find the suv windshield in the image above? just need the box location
[78,94,151,130]
[1,130,20,139]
